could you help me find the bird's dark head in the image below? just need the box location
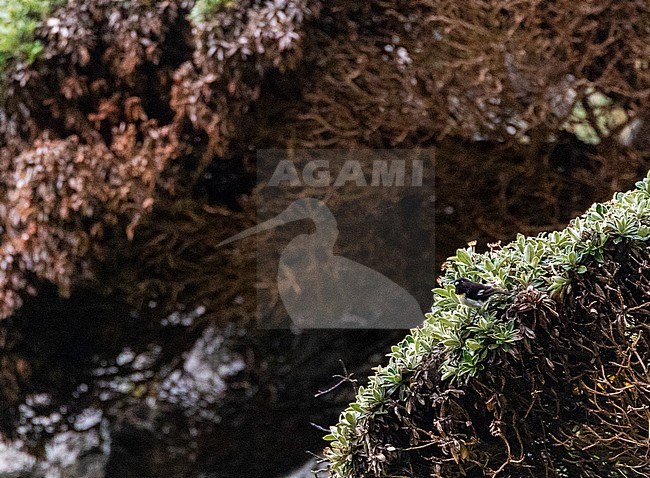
[454,277,469,294]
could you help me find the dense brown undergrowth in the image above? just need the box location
[0,0,647,322]
[0,1,649,420]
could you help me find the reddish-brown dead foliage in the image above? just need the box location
[0,0,648,324]
[171,0,318,158]
[0,126,177,318]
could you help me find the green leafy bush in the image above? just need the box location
[325,171,650,477]
[563,89,630,145]
[0,0,61,71]
[190,0,231,22]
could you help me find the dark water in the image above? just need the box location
[0,284,403,478]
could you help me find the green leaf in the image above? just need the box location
[455,248,472,266]
[465,339,483,351]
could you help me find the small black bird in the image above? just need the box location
[454,277,509,307]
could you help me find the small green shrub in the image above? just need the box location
[0,0,62,72]
[563,89,630,145]
[189,0,231,23]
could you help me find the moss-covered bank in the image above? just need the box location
[326,173,650,477]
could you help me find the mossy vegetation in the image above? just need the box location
[189,0,231,22]
[563,90,630,145]
[0,0,62,71]
[325,172,650,477]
